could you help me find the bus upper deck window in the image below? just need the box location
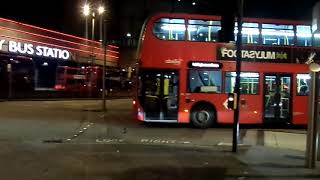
[234,22,259,44]
[262,24,294,46]
[314,33,320,47]
[187,19,221,42]
[296,25,312,47]
[153,18,186,41]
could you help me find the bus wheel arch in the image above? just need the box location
[190,101,216,129]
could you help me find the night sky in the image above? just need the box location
[0,0,318,39]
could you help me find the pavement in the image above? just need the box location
[0,99,319,179]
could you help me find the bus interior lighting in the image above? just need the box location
[261,30,294,36]
[297,74,311,79]
[234,28,260,35]
[233,27,313,38]
[314,34,320,38]
[296,33,312,38]
[230,72,259,78]
[161,25,197,32]
[161,24,185,31]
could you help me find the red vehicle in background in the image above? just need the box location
[55,66,102,96]
[134,13,319,128]
[55,66,86,92]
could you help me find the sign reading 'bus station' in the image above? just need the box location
[0,39,70,60]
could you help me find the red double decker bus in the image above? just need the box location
[133,13,319,128]
[55,66,87,92]
[55,66,102,96]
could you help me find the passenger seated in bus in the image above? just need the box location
[299,86,309,95]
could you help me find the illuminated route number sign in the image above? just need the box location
[188,61,223,69]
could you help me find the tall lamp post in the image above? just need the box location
[82,2,106,102]
[83,4,90,39]
[232,0,244,153]
[97,6,108,112]
[306,62,320,168]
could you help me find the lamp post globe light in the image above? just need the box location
[83,4,90,39]
[82,3,105,41]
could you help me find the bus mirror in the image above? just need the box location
[227,93,237,110]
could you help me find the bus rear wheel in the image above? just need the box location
[191,104,215,129]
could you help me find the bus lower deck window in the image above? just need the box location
[188,69,222,93]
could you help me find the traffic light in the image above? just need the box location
[227,93,237,110]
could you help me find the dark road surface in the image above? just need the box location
[0,99,319,180]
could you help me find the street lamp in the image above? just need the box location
[98,5,105,42]
[83,4,90,16]
[82,3,105,41]
[96,5,107,112]
[98,6,105,15]
[81,3,107,106]
[83,3,90,39]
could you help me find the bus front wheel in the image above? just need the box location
[191,104,215,129]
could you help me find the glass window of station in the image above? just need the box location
[225,72,260,95]
[153,18,186,40]
[187,19,221,42]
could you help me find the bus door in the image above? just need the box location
[263,74,292,124]
[139,70,179,121]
